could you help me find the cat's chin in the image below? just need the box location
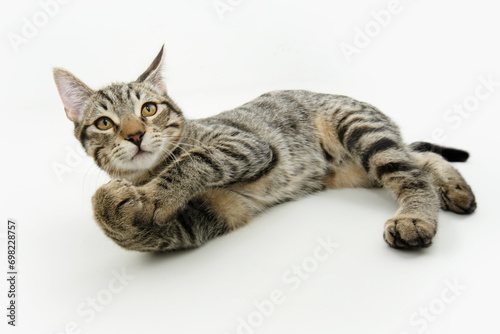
[117,150,161,172]
[132,150,152,161]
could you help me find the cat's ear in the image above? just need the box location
[136,45,166,94]
[53,68,94,124]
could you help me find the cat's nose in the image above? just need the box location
[126,130,144,147]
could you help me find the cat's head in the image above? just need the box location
[53,46,184,177]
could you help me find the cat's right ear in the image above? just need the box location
[53,68,94,124]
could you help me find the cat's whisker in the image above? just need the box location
[82,163,100,208]
[161,137,226,168]
[164,135,211,151]
[160,145,197,168]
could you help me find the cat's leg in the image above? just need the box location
[92,179,257,252]
[327,103,443,249]
[411,151,476,214]
[370,150,441,249]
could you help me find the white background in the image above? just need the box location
[1,0,499,333]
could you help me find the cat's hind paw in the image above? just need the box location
[440,181,477,214]
[383,216,437,249]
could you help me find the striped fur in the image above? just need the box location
[53,47,476,252]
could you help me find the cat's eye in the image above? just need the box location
[141,102,157,117]
[95,117,114,130]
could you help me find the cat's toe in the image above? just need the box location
[104,179,139,197]
[383,216,437,249]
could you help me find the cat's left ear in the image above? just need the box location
[136,45,166,94]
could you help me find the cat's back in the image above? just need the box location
[208,89,351,139]
[220,89,341,123]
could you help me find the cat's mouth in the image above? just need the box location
[132,149,152,160]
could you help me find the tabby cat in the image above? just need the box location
[53,46,476,252]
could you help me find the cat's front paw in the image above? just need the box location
[138,182,186,225]
[92,179,143,234]
[383,215,437,249]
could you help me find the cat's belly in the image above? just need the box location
[228,156,374,208]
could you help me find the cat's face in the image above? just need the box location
[53,46,183,175]
[73,82,184,174]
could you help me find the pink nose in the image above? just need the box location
[126,131,144,147]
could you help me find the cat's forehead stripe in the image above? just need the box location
[99,102,108,110]
[98,90,113,104]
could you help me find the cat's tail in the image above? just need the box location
[409,141,470,162]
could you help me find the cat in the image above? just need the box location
[53,46,476,252]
